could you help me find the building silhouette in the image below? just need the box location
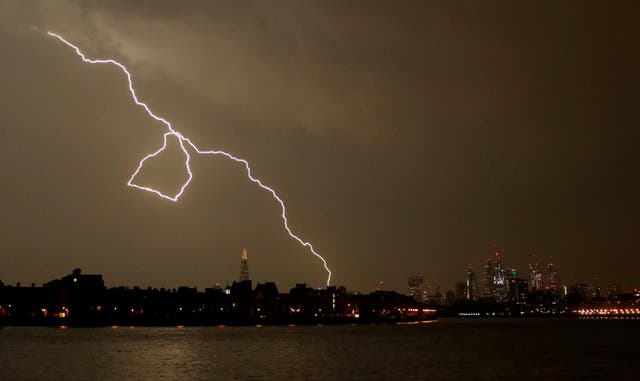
[0,268,437,326]
[528,254,544,290]
[239,248,250,281]
[466,265,480,301]
[547,260,558,291]
[408,275,425,302]
[455,281,466,300]
[43,268,104,322]
[508,277,528,305]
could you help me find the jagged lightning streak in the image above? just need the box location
[47,31,332,286]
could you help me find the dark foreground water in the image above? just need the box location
[1,318,639,380]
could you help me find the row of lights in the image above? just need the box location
[575,308,640,315]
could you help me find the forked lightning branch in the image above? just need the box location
[47,31,332,286]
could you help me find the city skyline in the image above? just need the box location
[1,246,634,296]
[0,2,638,292]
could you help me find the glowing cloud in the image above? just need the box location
[47,31,332,286]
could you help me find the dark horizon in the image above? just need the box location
[0,1,638,292]
[2,266,637,329]
[1,258,635,296]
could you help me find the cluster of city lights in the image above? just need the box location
[403,308,436,313]
[574,308,640,316]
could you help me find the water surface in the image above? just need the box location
[1,318,638,380]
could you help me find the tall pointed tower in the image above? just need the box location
[239,248,250,281]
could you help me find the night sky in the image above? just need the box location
[0,1,638,292]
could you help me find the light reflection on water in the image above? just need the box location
[1,319,639,380]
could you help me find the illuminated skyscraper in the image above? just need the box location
[547,260,558,291]
[528,256,544,290]
[482,258,494,298]
[408,275,425,302]
[239,248,250,281]
[493,252,508,302]
[483,251,508,302]
[508,277,528,304]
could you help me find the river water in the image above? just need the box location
[1,318,638,380]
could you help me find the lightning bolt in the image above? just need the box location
[47,31,332,286]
